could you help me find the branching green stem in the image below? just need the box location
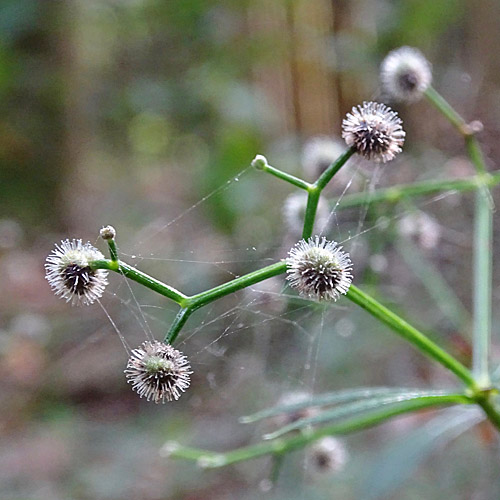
[166,394,472,468]
[302,147,355,239]
[335,170,500,210]
[346,285,477,389]
[186,261,287,310]
[90,259,188,305]
[425,87,493,389]
[258,162,311,190]
[165,261,288,343]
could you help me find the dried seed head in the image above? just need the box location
[286,236,353,301]
[342,101,405,163]
[283,192,330,238]
[380,46,432,103]
[302,136,345,180]
[45,239,108,306]
[307,436,349,473]
[125,341,192,403]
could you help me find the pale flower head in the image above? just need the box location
[380,46,432,103]
[342,101,405,163]
[45,239,108,306]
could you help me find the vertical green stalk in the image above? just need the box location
[302,190,320,239]
[425,88,493,389]
[106,238,119,263]
[472,186,492,387]
[302,147,355,239]
[165,308,193,344]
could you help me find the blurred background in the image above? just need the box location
[1,0,500,498]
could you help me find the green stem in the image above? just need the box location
[465,135,487,175]
[424,86,466,134]
[259,163,311,191]
[334,170,500,210]
[467,133,492,387]
[106,239,119,263]
[314,147,355,190]
[187,261,287,309]
[477,397,500,430]
[301,147,355,239]
[302,189,320,239]
[425,85,494,390]
[91,259,188,306]
[346,285,477,389]
[165,308,193,344]
[472,188,492,387]
[167,394,472,468]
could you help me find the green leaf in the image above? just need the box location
[263,390,461,440]
[240,387,433,424]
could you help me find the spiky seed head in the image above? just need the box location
[286,236,353,301]
[45,239,108,306]
[100,225,116,240]
[380,46,432,103]
[342,101,405,163]
[302,136,345,179]
[307,437,349,473]
[125,341,192,403]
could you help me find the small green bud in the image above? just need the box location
[100,225,116,240]
[251,154,269,171]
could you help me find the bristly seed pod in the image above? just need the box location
[342,101,405,163]
[286,236,353,301]
[307,436,349,474]
[125,341,192,403]
[45,239,108,306]
[380,46,432,103]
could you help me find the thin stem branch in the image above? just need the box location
[165,308,193,344]
[424,86,467,134]
[425,87,493,388]
[314,147,355,190]
[345,285,477,389]
[302,189,320,239]
[472,189,492,387]
[106,239,119,263]
[465,135,487,175]
[258,162,311,190]
[187,261,287,309]
[166,394,472,468]
[91,259,188,306]
[334,170,500,210]
[301,148,355,239]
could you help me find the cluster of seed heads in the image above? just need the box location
[45,46,429,404]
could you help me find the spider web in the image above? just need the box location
[66,150,480,490]
[89,154,471,392]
